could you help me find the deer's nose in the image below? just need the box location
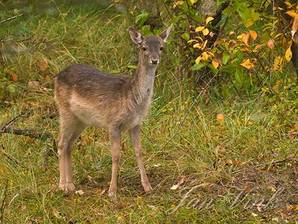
[150,58,159,64]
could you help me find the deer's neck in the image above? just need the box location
[130,52,157,105]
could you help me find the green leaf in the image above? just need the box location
[181,32,190,41]
[135,11,150,26]
[222,52,230,65]
[191,63,207,71]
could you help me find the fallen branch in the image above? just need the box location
[0,13,23,24]
[0,127,52,139]
[0,112,57,168]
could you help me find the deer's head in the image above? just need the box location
[129,26,172,66]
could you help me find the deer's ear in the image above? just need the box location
[128,28,143,45]
[160,25,172,43]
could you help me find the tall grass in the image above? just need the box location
[0,1,297,223]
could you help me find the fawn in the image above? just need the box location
[54,26,172,198]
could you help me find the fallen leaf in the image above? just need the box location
[28,80,40,89]
[287,204,298,211]
[170,176,186,190]
[286,10,297,18]
[37,58,48,71]
[11,73,18,82]
[267,39,275,49]
[75,190,84,196]
[285,46,292,61]
[212,59,219,69]
[240,59,255,69]
[249,30,257,40]
[242,33,250,46]
[216,113,224,122]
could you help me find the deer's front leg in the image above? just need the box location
[130,125,152,193]
[108,127,121,198]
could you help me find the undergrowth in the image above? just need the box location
[0,1,297,223]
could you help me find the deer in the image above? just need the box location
[54,26,172,198]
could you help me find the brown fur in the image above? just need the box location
[54,26,172,197]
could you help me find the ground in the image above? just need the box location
[0,1,297,223]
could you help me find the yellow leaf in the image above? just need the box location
[273,56,283,71]
[195,26,205,32]
[212,59,219,69]
[240,59,255,69]
[202,28,209,36]
[205,16,214,24]
[201,52,209,61]
[216,114,224,122]
[193,43,201,48]
[173,1,184,8]
[242,33,250,46]
[189,0,198,5]
[284,1,294,8]
[249,30,257,40]
[195,56,202,64]
[285,47,292,61]
[286,10,297,18]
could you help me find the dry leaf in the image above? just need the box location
[11,73,18,82]
[249,30,257,40]
[28,80,40,89]
[216,113,224,122]
[212,59,219,69]
[285,46,292,61]
[75,190,84,195]
[242,33,250,46]
[286,10,298,17]
[267,39,275,49]
[170,176,186,190]
[240,59,255,69]
[37,58,49,71]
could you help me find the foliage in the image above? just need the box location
[163,0,297,95]
[0,1,297,223]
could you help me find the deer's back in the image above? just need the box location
[54,64,148,129]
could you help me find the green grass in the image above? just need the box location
[0,1,297,223]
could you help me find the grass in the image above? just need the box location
[0,1,297,223]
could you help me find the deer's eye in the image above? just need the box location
[160,47,164,51]
[142,47,148,51]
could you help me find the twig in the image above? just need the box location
[0,127,52,139]
[0,145,23,168]
[0,111,30,132]
[0,181,8,224]
[0,13,23,24]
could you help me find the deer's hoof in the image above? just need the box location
[59,182,75,193]
[143,183,153,193]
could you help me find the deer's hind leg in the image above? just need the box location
[58,109,85,192]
